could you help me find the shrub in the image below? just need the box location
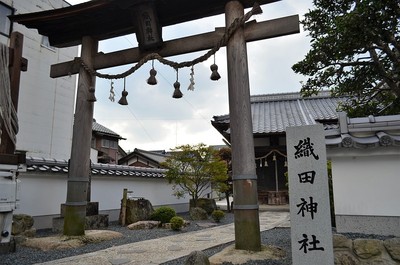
[170,216,184,231]
[211,210,225,223]
[151,206,176,224]
[189,207,208,220]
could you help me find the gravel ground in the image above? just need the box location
[2,212,394,265]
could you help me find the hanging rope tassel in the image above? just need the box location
[118,77,128,105]
[74,4,262,102]
[173,81,183,98]
[87,86,97,102]
[172,69,183,98]
[251,2,263,16]
[210,64,221,81]
[147,60,158,85]
[187,65,195,91]
[210,55,221,81]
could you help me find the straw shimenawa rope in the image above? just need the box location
[76,3,262,80]
[0,43,19,145]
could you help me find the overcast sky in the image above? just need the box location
[67,0,314,152]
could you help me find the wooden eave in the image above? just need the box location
[9,0,280,48]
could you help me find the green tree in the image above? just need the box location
[216,147,233,212]
[161,143,228,207]
[292,0,400,116]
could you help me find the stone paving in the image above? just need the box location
[36,210,290,265]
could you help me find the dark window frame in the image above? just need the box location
[101,138,118,149]
[0,2,14,38]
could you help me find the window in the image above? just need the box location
[102,139,109,148]
[102,139,118,149]
[41,35,56,51]
[0,2,13,37]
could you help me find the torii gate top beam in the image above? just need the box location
[10,0,280,48]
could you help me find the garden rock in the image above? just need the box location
[21,230,123,251]
[384,238,400,262]
[184,250,210,265]
[190,207,208,220]
[334,251,359,265]
[209,244,286,264]
[190,198,217,215]
[353,239,384,259]
[12,214,35,237]
[127,221,160,230]
[121,198,154,225]
[333,234,353,249]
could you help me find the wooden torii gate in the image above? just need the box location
[0,31,27,253]
[0,32,27,159]
[10,0,299,251]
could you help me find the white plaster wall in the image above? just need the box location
[331,154,400,216]
[15,173,188,217]
[1,0,78,160]
[90,148,98,163]
[91,176,187,211]
[15,173,67,216]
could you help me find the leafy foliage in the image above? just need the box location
[150,206,176,224]
[292,0,400,116]
[161,143,228,207]
[211,210,225,223]
[216,147,233,212]
[170,216,185,231]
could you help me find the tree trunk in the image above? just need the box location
[225,192,231,212]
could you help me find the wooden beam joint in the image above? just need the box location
[9,50,28,72]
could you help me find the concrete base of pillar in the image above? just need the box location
[52,214,109,233]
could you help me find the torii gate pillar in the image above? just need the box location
[226,1,261,251]
[63,36,98,236]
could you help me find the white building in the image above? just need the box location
[326,112,400,236]
[0,0,78,160]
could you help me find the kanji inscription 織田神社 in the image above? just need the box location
[286,124,334,264]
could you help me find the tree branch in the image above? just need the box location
[369,45,399,93]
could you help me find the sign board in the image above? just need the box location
[286,124,334,265]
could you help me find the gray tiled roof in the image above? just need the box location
[134,149,169,163]
[118,148,169,166]
[213,91,343,134]
[25,156,166,178]
[92,120,124,139]
[326,113,400,149]
[212,91,400,149]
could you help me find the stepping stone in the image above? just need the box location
[196,238,212,241]
[108,258,131,265]
[197,234,212,237]
[168,244,183,251]
[118,248,147,254]
[196,223,217,228]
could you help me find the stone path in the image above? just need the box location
[36,211,290,265]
